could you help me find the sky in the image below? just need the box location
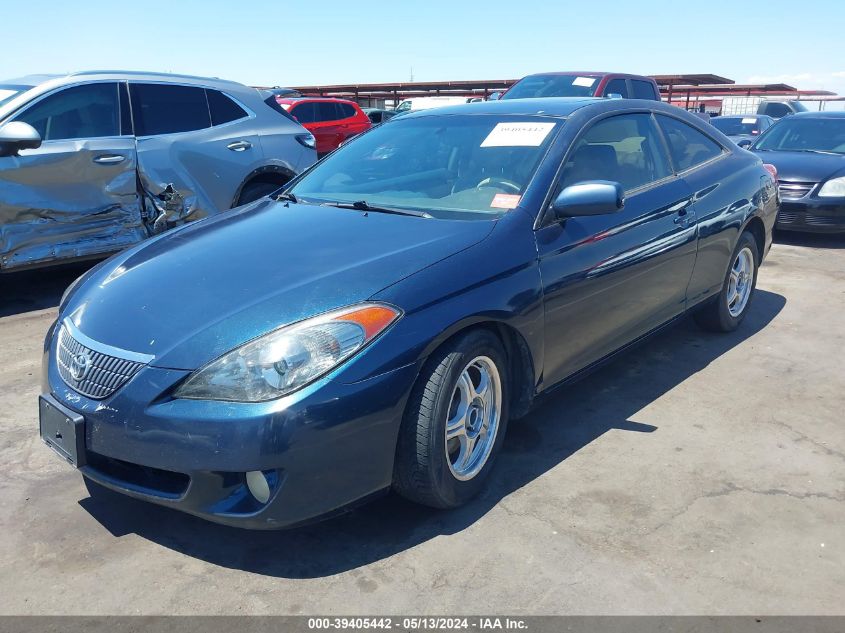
[2,0,843,96]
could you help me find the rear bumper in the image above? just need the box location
[42,324,420,529]
[776,198,845,233]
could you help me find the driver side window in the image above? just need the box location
[558,113,672,194]
[14,83,120,141]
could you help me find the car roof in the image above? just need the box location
[522,71,654,80]
[0,74,63,87]
[1,70,247,90]
[276,96,358,105]
[789,111,845,119]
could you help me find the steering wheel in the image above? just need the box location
[476,177,521,193]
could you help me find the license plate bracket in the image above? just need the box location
[39,396,86,468]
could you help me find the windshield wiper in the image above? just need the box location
[322,200,432,218]
[274,191,298,203]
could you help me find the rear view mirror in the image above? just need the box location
[0,121,41,157]
[736,139,753,149]
[488,92,502,101]
[552,181,625,219]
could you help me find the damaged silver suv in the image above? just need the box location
[0,71,316,271]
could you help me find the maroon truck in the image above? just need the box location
[501,71,661,101]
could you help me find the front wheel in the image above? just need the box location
[394,329,509,508]
[694,230,759,332]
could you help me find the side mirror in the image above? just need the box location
[0,121,41,157]
[552,181,625,219]
[736,139,753,149]
[488,92,502,101]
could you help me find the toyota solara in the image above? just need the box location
[40,98,777,529]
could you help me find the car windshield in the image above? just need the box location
[712,117,761,136]
[503,74,599,100]
[0,85,31,108]
[755,117,845,154]
[289,114,561,218]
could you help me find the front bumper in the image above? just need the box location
[42,324,419,529]
[776,197,845,233]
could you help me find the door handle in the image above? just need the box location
[674,207,694,227]
[93,154,126,164]
[227,140,252,152]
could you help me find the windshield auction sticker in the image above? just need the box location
[491,194,521,209]
[481,122,556,147]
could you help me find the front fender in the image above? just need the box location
[338,211,544,393]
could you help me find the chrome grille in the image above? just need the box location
[778,181,816,199]
[57,325,146,399]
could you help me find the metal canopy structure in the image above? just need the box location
[274,74,837,109]
[289,79,519,103]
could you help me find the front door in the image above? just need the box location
[536,112,699,387]
[0,82,142,270]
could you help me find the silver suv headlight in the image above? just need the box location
[174,303,401,402]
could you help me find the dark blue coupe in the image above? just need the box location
[40,97,778,528]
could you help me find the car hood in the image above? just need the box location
[752,149,845,182]
[63,199,496,370]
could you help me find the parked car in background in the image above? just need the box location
[394,96,476,114]
[751,111,845,233]
[362,108,397,124]
[502,72,661,100]
[711,114,775,146]
[262,86,301,99]
[41,97,776,529]
[0,71,316,271]
[275,96,371,157]
[720,96,808,118]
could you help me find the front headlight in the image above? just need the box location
[174,303,401,402]
[818,176,845,198]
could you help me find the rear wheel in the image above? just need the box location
[394,329,509,508]
[694,230,759,332]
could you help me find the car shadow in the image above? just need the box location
[0,261,97,318]
[773,229,845,250]
[79,289,786,579]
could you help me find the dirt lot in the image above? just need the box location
[0,234,842,615]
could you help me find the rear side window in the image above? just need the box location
[657,115,724,171]
[316,102,340,122]
[207,90,248,125]
[559,113,672,192]
[603,78,628,98]
[631,80,657,100]
[337,103,357,119]
[14,82,119,141]
[263,96,298,123]
[291,102,317,124]
[130,83,211,136]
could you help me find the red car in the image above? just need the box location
[275,97,371,156]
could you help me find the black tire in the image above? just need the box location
[235,180,286,207]
[694,230,760,332]
[394,329,509,508]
